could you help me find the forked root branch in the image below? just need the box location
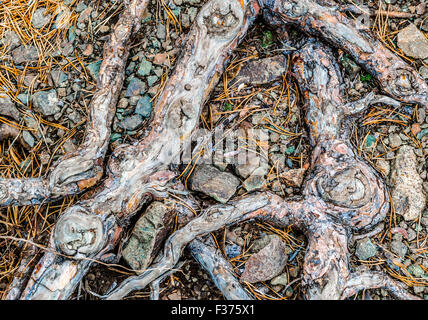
[3,0,426,300]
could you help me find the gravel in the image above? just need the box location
[397,23,428,59]
[190,165,240,203]
[32,89,61,116]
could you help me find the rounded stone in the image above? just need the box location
[355,238,377,260]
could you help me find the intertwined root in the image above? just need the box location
[0,0,150,207]
[188,236,253,300]
[2,0,427,300]
[13,0,260,300]
[103,39,419,300]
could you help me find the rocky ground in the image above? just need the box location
[0,0,427,300]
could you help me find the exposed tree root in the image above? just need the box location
[149,260,185,300]
[0,0,150,207]
[12,0,260,300]
[104,192,305,300]
[340,270,421,300]
[262,0,428,107]
[188,236,254,300]
[2,0,426,300]
[3,244,36,300]
[104,39,421,300]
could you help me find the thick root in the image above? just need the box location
[18,0,260,300]
[0,0,150,207]
[263,0,428,107]
[341,271,422,300]
[104,192,306,300]
[3,0,424,301]
[188,236,254,300]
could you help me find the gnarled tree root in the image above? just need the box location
[103,38,421,300]
[0,0,150,207]
[3,0,426,300]
[188,236,254,300]
[2,0,426,207]
[103,193,306,299]
[262,0,428,107]
[13,0,260,300]
[102,192,417,300]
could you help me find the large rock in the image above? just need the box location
[397,24,428,59]
[32,89,61,116]
[122,201,175,273]
[240,235,287,283]
[190,165,240,203]
[234,55,287,85]
[390,145,426,221]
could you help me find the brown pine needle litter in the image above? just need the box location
[0,0,427,300]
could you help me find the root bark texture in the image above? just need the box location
[2,0,426,300]
[103,39,420,300]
